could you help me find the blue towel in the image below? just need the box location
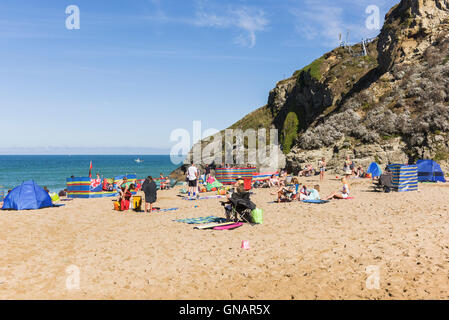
[175,216,226,224]
[301,200,330,204]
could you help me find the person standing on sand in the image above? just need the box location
[319,157,326,181]
[204,164,211,182]
[343,156,353,178]
[186,163,199,198]
[143,176,157,213]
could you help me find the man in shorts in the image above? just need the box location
[187,163,199,198]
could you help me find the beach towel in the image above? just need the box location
[182,195,226,201]
[175,216,227,225]
[152,208,179,212]
[194,222,235,230]
[206,180,223,192]
[301,200,330,204]
[213,223,243,230]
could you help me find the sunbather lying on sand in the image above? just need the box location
[325,178,350,200]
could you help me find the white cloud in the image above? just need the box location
[194,1,269,48]
[290,0,394,47]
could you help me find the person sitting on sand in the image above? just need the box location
[272,177,300,203]
[300,185,321,201]
[223,184,256,221]
[279,170,288,186]
[300,164,314,177]
[234,176,244,187]
[117,177,128,192]
[325,178,350,200]
[298,183,311,201]
[268,174,280,187]
[356,166,365,178]
[120,184,134,211]
[159,173,167,190]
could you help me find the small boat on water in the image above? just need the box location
[134,157,144,163]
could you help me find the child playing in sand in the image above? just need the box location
[325,178,350,200]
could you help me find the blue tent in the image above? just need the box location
[367,162,382,178]
[2,180,53,210]
[416,160,446,183]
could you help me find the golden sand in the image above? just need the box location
[0,177,448,299]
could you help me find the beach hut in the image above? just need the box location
[66,177,119,199]
[2,180,53,210]
[416,160,446,183]
[386,164,419,192]
[215,167,257,185]
[367,162,382,178]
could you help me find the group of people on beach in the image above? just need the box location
[264,158,353,203]
[114,172,171,213]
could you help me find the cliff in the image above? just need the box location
[172,0,449,177]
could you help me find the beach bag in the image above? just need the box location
[180,188,187,194]
[251,208,263,224]
[133,196,142,212]
[113,201,121,211]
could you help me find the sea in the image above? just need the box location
[0,155,182,192]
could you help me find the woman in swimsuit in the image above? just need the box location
[325,178,350,200]
[318,157,326,181]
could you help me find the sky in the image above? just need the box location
[0,0,399,154]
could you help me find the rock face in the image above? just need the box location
[378,0,449,73]
[172,0,449,177]
[285,0,449,174]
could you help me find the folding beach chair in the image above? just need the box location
[221,191,256,223]
[372,172,393,193]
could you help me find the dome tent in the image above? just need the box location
[367,162,382,178]
[2,180,53,210]
[416,160,446,183]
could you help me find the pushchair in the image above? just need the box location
[221,191,256,223]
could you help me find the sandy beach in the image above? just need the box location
[1,177,448,300]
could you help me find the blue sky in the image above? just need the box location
[0,0,398,154]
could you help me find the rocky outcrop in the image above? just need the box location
[172,0,449,177]
[378,0,449,73]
